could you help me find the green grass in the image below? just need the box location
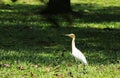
[0,0,120,78]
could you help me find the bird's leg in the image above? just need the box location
[74,58,77,63]
[74,58,79,72]
[83,64,86,71]
[82,64,87,74]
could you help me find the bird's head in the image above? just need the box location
[65,33,75,39]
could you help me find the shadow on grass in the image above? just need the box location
[71,3,120,22]
[0,25,120,65]
[0,4,120,65]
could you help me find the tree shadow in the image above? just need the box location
[38,3,120,28]
[0,26,120,65]
[71,4,120,22]
[0,4,120,66]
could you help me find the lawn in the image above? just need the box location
[0,0,120,78]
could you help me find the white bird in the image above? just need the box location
[65,33,88,69]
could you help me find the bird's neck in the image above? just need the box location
[72,38,76,51]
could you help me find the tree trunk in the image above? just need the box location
[43,0,71,14]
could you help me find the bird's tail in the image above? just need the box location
[84,60,88,65]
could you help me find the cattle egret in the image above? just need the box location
[65,33,88,70]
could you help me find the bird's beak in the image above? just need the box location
[65,34,70,37]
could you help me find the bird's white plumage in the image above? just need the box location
[72,47,87,65]
[65,33,88,65]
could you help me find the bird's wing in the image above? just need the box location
[72,48,87,64]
